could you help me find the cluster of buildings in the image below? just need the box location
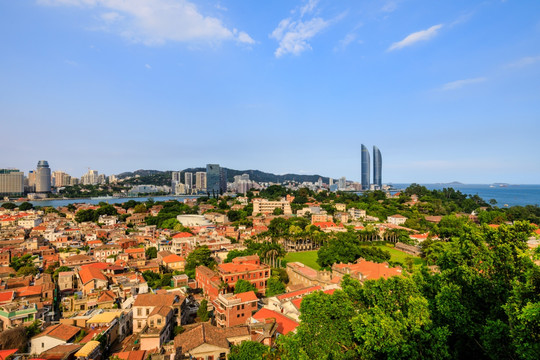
[0,161,111,199]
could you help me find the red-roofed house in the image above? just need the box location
[251,308,299,335]
[332,260,402,282]
[77,267,108,295]
[214,291,258,328]
[0,349,17,360]
[30,324,82,355]
[161,254,185,272]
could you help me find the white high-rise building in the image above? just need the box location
[81,170,99,185]
[52,171,71,187]
[338,177,346,190]
[36,160,51,193]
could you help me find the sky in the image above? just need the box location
[1,0,540,184]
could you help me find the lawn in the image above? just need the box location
[283,245,425,270]
[284,251,320,270]
[375,245,426,267]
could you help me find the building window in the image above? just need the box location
[146,308,150,315]
[137,308,142,316]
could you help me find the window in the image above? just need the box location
[137,308,142,316]
[42,343,44,348]
[157,318,162,325]
[241,304,244,310]
[146,308,150,315]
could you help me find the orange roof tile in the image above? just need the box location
[252,308,299,335]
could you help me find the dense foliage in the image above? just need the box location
[275,222,539,360]
[317,232,391,268]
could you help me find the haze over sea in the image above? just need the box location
[392,184,540,208]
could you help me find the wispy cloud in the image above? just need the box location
[505,55,540,68]
[388,24,443,51]
[145,64,151,69]
[441,77,486,91]
[270,0,338,58]
[381,1,399,13]
[38,0,254,46]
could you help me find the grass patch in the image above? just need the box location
[283,246,425,270]
[284,251,320,270]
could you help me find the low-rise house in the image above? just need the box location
[332,260,402,282]
[140,306,175,351]
[214,291,258,328]
[173,323,250,360]
[133,293,177,333]
[251,308,299,336]
[161,254,185,272]
[387,214,408,225]
[0,302,38,330]
[78,267,108,295]
[58,271,77,293]
[30,323,82,355]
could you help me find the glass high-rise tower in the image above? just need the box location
[373,146,382,189]
[361,145,370,190]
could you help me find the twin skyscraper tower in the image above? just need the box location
[361,145,382,190]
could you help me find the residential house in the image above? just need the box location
[214,291,258,328]
[30,323,82,355]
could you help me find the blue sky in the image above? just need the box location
[1,0,539,184]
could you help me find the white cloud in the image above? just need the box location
[271,0,338,58]
[506,55,540,68]
[300,0,319,17]
[388,24,443,51]
[381,1,398,13]
[38,0,254,46]
[145,63,151,69]
[441,77,486,91]
[334,33,358,51]
[271,17,329,57]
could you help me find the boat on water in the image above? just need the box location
[91,195,115,200]
[489,185,495,188]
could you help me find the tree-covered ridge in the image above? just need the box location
[271,222,539,360]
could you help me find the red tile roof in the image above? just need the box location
[81,262,109,270]
[252,308,299,335]
[235,291,258,303]
[276,286,321,301]
[172,232,193,238]
[34,324,81,341]
[0,349,17,360]
[78,267,107,284]
[0,291,15,304]
[162,254,185,264]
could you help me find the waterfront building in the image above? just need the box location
[361,145,370,190]
[0,169,24,196]
[195,172,206,191]
[36,160,51,193]
[171,171,181,183]
[373,145,382,189]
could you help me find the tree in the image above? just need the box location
[133,204,147,213]
[1,202,16,210]
[229,341,269,360]
[266,276,286,297]
[75,209,98,223]
[197,299,210,322]
[273,207,284,215]
[185,246,216,278]
[145,247,157,259]
[18,202,33,211]
[234,279,257,294]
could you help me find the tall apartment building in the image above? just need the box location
[81,169,99,185]
[171,171,181,182]
[52,171,71,187]
[35,160,51,193]
[195,171,206,192]
[184,172,193,191]
[338,177,346,190]
[0,169,24,196]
